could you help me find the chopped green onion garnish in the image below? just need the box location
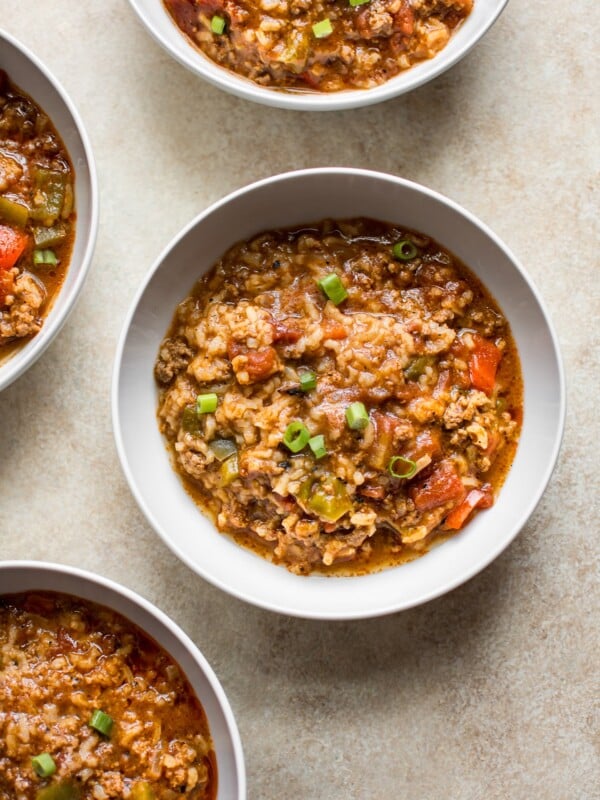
[308,434,327,459]
[345,402,369,431]
[299,370,317,392]
[312,18,333,38]
[283,421,310,453]
[211,15,226,34]
[349,0,370,5]
[318,273,348,305]
[388,456,418,479]
[209,438,237,462]
[196,393,218,414]
[32,753,57,778]
[33,249,58,266]
[89,709,113,737]
[392,240,419,261]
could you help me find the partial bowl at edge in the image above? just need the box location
[0,560,246,800]
[127,0,510,111]
[0,29,98,392]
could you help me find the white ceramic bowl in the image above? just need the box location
[113,168,565,620]
[127,0,509,111]
[0,561,246,799]
[0,30,98,392]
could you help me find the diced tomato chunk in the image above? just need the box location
[0,225,27,271]
[300,71,322,90]
[369,411,403,470]
[510,405,524,427]
[395,2,415,35]
[358,484,386,500]
[272,318,302,344]
[229,340,279,384]
[227,338,245,360]
[394,382,421,403]
[171,0,223,23]
[409,460,465,512]
[272,492,298,513]
[321,321,347,340]
[197,0,224,10]
[57,626,79,653]
[403,429,443,463]
[244,347,278,382]
[469,334,502,395]
[449,335,471,361]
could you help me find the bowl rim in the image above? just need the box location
[112,167,566,620]
[0,559,247,799]
[126,0,511,111]
[0,28,99,393]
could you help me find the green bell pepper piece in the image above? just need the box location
[209,439,237,462]
[30,168,68,226]
[33,224,67,249]
[219,454,239,486]
[404,355,436,382]
[36,782,81,800]
[297,476,353,523]
[181,404,202,435]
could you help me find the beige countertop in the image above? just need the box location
[1,1,598,797]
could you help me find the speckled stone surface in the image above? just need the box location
[1,2,599,797]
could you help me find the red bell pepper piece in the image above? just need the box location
[469,334,502,395]
[444,484,494,530]
[0,224,27,271]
